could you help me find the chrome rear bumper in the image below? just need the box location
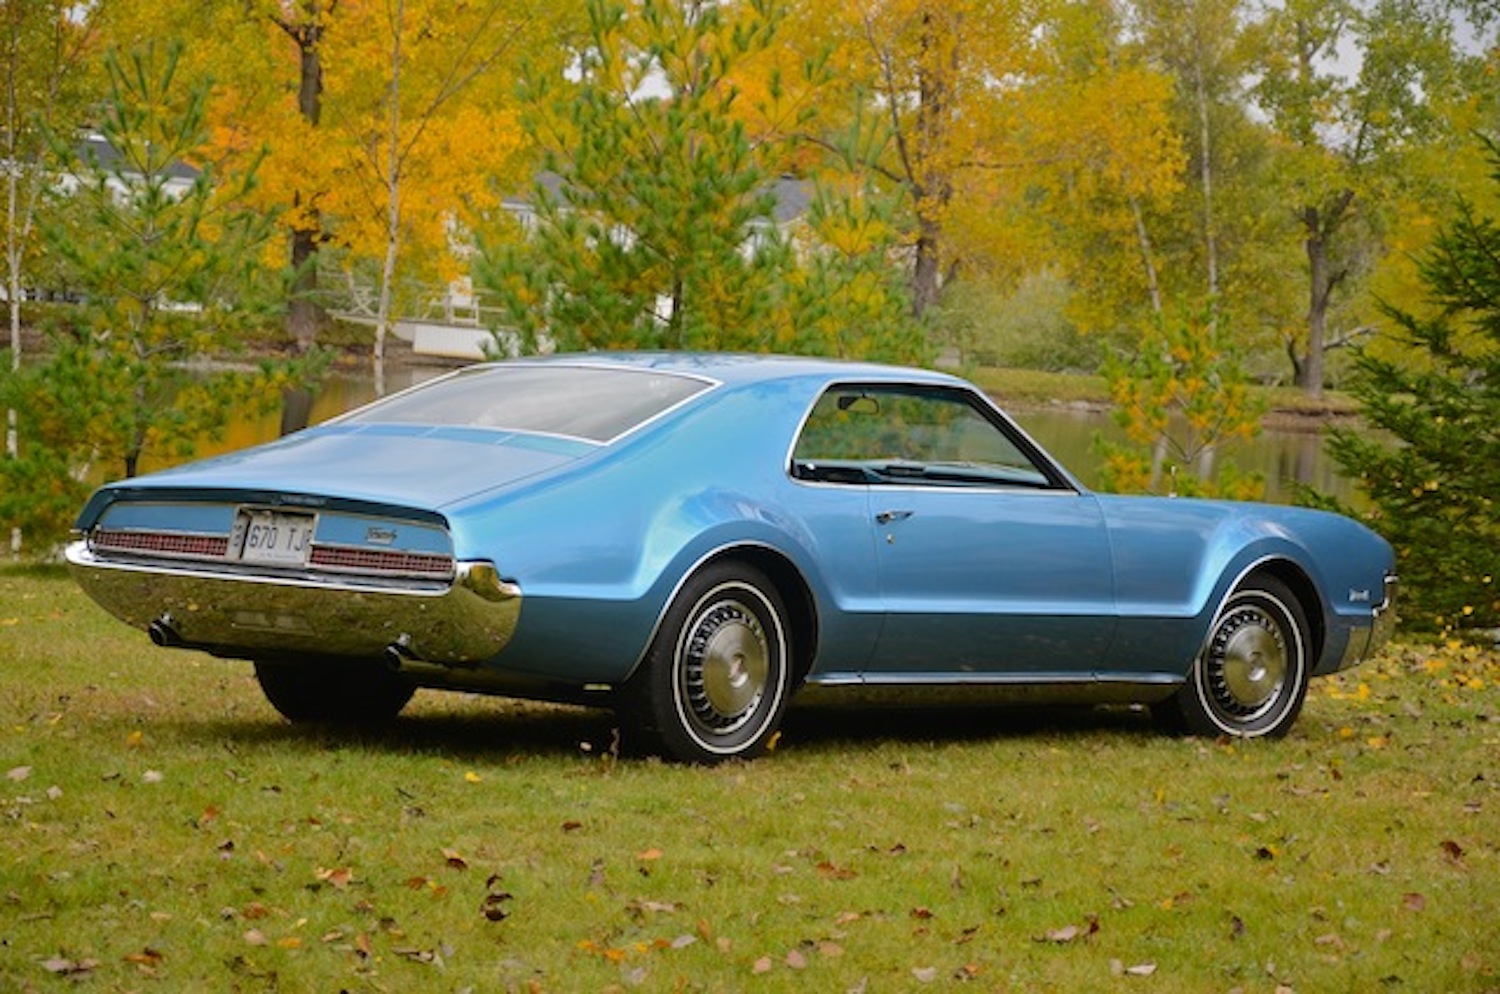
[66,541,520,665]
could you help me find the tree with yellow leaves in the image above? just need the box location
[479,0,925,362]
[323,0,537,394]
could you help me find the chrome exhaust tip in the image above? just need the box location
[148,615,182,648]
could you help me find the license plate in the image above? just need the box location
[234,509,317,566]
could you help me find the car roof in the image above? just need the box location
[473,352,968,391]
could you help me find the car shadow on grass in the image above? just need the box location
[169,696,1161,764]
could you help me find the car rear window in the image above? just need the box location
[341,364,713,443]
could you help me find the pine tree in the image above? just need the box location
[0,43,318,546]
[1326,140,1500,631]
[479,0,926,363]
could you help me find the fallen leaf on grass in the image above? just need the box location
[1110,959,1157,976]
[1402,892,1426,912]
[481,875,513,922]
[141,770,165,784]
[817,860,857,880]
[314,866,353,889]
[1041,925,1082,943]
[6,766,30,782]
[627,899,681,916]
[1038,916,1100,944]
[752,956,774,974]
[1441,839,1467,867]
[40,956,100,976]
[442,848,468,870]
[911,966,938,983]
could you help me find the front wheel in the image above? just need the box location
[628,562,794,763]
[1158,575,1312,739]
[254,658,415,725]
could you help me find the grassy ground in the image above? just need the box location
[2,565,1496,992]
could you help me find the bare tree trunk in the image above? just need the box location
[6,119,20,557]
[274,3,333,433]
[1194,55,1219,310]
[909,8,957,321]
[373,0,407,400]
[1296,192,1351,400]
[1129,196,1163,317]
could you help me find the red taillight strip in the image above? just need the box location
[308,545,455,578]
[92,529,230,559]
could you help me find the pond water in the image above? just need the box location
[1009,407,1355,504]
[183,366,1359,505]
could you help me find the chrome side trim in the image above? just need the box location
[65,541,520,665]
[797,671,1182,708]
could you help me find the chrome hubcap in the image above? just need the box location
[682,598,769,733]
[1205,604,1287,720]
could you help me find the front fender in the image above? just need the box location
[1097,496,1390,677]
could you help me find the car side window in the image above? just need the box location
[791,384,1058,488]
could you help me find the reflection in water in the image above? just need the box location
[1010,407,1355,504]
[165,367,1357,505]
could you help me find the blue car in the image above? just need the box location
[67,354,1397,762]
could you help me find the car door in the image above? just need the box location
[792,382,1116,679]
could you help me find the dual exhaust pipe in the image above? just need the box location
[149,613,433,673]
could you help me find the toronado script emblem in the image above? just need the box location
[366,527,398,546]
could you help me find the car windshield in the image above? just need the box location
[340,364,713,443]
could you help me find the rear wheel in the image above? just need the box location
[1158,575,1311,738]
[254,658,415,724]
[628,562,794,763]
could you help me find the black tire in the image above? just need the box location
[254,658,415,725]
[1159,574,1312,738]
[629,562,794,763]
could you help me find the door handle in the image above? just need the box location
[875,510,913,525]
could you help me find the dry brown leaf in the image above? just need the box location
[752,955,774,974]
[442,848,468,870]
[1402,892,1427,912]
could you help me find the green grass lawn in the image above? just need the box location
[2,565,1496,992]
